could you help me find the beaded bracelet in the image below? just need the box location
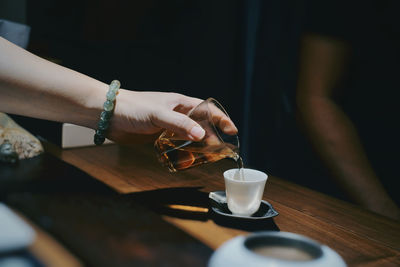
[94,80,120,145]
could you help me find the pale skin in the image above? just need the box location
[296,34,400,221]
[0,37,237,144]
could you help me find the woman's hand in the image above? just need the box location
[106,90,237,144]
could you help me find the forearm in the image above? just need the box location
[0,37,106,129]
[296,96,394,208]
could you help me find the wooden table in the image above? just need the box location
[2,143,400,266]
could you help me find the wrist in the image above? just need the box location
[82,81,109,130]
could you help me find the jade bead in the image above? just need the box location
[98,119,109,131]
[96,129,105,136]
[94,134,105,145]
[110,88,119,95]
[103,100,114,111]
[110,80,120,92]
[100,111,112,121]
[106,90,117,101]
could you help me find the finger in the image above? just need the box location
[151,111,205,141]
[217,116,238,135]
[185,100,238,135]
[207,102,238,135]
[173,95,204,115]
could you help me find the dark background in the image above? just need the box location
[1,0,344,200]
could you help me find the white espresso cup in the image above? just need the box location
[223,168,268,216]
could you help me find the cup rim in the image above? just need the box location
[244,231,324,262]
[224,168,268,183]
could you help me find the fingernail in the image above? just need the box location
[190,126,205,140]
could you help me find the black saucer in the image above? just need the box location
[208,191,278,221]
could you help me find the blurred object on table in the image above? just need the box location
[0,113,43,162]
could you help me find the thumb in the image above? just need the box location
[152,111,205,141]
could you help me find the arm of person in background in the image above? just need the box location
[295,34,400,221]
[0,37,237,144]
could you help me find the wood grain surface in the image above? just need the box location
[2,142,400,266]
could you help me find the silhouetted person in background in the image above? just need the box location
[296,0,400,220]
